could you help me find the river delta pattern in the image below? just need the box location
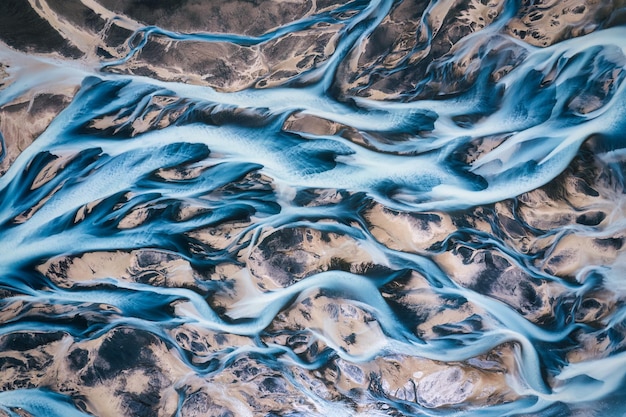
[0,0,625,416]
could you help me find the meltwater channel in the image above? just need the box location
[0,0,625,415]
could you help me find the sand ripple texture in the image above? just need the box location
[0,0,625,416]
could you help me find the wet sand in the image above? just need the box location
[0,1,625,416]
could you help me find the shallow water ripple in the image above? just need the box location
[0,0,625,416]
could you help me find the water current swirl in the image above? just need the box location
[0,0,625,415]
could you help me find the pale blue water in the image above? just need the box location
[0,0,626,415]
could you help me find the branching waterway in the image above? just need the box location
[0,0,625,415]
